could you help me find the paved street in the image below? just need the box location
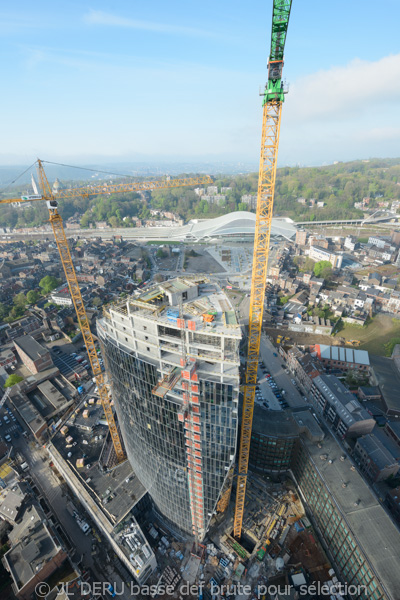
[259,333,305,408]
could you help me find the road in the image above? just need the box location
[236,293,306,410]
[259,333,305,409]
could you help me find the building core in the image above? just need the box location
[98,277,241,540]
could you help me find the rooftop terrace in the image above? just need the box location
[51,401,146,525]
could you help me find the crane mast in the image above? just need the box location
[1,161,212,463]
[233,0,292,539]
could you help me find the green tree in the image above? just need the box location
[26,290,40,304]
[303,257,316,272]
[92,297,102,307]
[5,306,25,322]
[13,293,27,309]
[321,265,333,280]
[108,215,119,228]
[156,248,166,259]
[0,303,9,321]
[314,260,333,278]
[39,275,60,294]
[4,374,23,388]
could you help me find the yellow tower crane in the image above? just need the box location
[233,0,293,539]
[0,159,212,463]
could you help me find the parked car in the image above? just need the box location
[4,435,11,443]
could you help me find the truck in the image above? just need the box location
[80,522,90,534]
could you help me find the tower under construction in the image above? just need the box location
[98,277,241,539]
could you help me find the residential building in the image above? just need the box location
[310,375,375,438]
[289,316,334,336]
[0,349,17,369]
[370,355,400,418]
[358,386,381,402]
[390,229,400,245]
[98,277,241,540]
[207,185,218,195]
[241,195,257,210]
[2,504,68,600]
[51,292,73,306]
[353,434,399,482]
[384,422,400,450]
[14,335,53,374]
[368,236,387,249]
[344,235,358,251]
[309,245,343,269]
[286,347,325,393]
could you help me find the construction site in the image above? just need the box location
[1,1,400,600]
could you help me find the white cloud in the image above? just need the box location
[285,53,400,122]
[84,10,213,38]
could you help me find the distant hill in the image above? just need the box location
[1,157,400,229]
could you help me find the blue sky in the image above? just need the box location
[1,0,400,167]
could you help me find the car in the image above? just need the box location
[3,416,9,424]
[291,379,296,385]
[273,352,278,357]
[4,435,11,443]
[263,402,269,408]
[13,432,19,439]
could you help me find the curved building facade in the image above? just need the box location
[98,277,241,539]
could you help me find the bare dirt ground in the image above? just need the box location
[264,327,335,349]
[335,313,400,356]
[184,248,225,274]
[265,314,400,357]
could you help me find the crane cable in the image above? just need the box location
[0,161,38,196]
[42,160,145,180]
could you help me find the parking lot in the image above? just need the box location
[0,402,25,447]
[256,361,289,412]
